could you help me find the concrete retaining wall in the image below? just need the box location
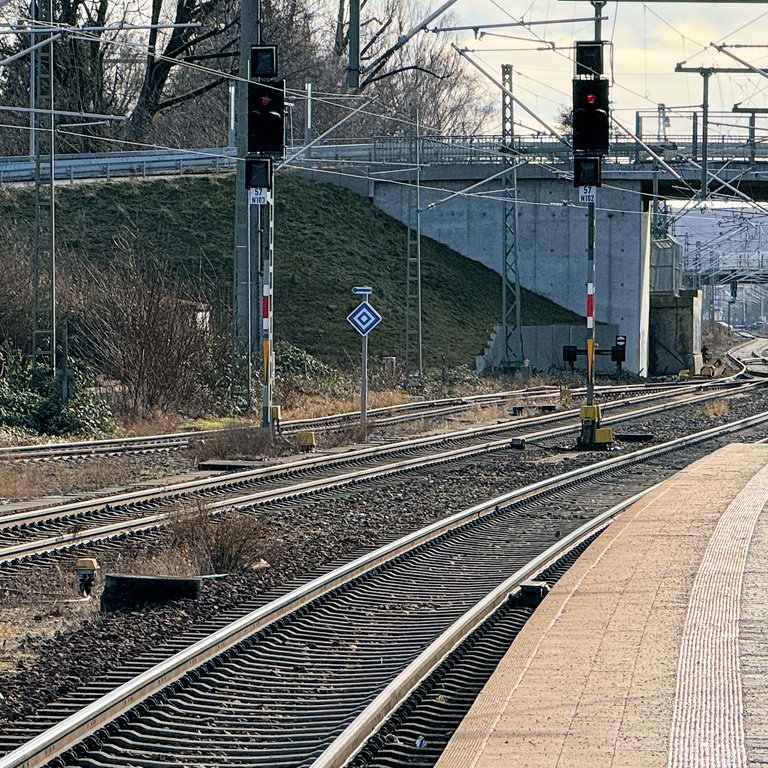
[477,323,622,375]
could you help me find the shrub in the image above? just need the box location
[169,503,266,574]
[0,348,114,436]
[703,398,728,419]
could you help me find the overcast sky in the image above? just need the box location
[446,1,768,135]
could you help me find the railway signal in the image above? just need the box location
[572,30,612,450]
[572,78,610,154]
[247,80,286,155]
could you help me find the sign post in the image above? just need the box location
[347,286,382,437]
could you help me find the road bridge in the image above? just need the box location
[5,110,768,376]
[311,154,768,377]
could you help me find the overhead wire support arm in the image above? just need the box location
[685,158,768,215]
[430,15,605,33]
[709,43,768,79]
[421,163,527,212]
[0,34,61,67]
[609,113,693,191]
[451,44,570,145]
[276,95,378,171]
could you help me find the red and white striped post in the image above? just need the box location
[586,203,596,408]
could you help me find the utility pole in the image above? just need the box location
[233,0,261,411]
[31,0,57,372]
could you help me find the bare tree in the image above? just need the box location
[0,224,32,352]
[0,0,494,152]
[327,0,495,136]
[71,244,219,418]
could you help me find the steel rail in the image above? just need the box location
[3,408,768,768]
[0,380,718,463]
[1,382,759,564]
[0,389,546,462]
[309,486,654,768]
[1,378,751,533]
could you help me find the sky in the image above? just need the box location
[443,1,768,135]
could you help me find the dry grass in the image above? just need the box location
[0,564,98,671]
[0,426,46,449]
[106,539,200,577]
[450,403,509,427]
[318,423,370,448]
[703,398,729,419]
[280,389,411,420]
[114,412,188,437]
[95,503,269,577]
[0,453,196,503]
[168,504,267,574]
[195,427,283,462]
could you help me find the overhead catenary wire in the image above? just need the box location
[5,4,768,239]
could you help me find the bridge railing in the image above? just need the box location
[0,147,238,185]
[4,112,768,184]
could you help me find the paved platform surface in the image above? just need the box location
[435,442,768,768]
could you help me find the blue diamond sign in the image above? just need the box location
[347,301,382,336]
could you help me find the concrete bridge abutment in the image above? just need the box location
[370,164,651,376]
[302,162,702,377]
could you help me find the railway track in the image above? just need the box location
[728,332,768,375]
[0,377,743,464]
[2,406,768,768]
[0,380,757,570]
[0,390,548,463]
[0,345,763,767]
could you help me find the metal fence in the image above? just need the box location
[4,110,768,184]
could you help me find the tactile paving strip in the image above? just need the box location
[668,462,768,768]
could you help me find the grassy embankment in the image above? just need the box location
[0,172,582,371]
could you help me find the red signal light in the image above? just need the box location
[572,78,610,153]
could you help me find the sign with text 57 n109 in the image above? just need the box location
[248,187,272,205]
[579,186,596,203]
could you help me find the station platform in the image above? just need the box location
[435,442,768,768]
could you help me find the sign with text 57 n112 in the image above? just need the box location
[579,186,596,203]
[248,187,272,205]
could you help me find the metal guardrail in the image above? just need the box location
[0,147,238,184]
[3,130,768,185]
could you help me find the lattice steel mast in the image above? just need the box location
[500,64,524,368]
[405,105,423,380]
[31,0,57,370]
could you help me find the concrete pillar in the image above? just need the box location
[371,164,651,376]
[648,290,703,375]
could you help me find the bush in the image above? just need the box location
[0,349,114,436]
[169,503,266,574]
[275,341,354,409]
[71,252,228,420]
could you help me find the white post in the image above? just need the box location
[361,333,368,436]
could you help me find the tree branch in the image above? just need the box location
[157,75,228,111]
[364,64,448,85]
